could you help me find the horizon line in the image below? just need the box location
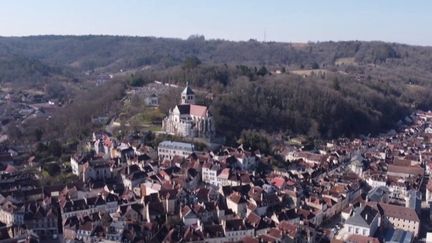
[0,34,429,47]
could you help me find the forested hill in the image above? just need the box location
[1,35,432,73]
[2,35,432,143]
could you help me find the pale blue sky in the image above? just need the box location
[0,0,431,45]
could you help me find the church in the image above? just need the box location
[162,83,215,138]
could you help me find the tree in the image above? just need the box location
[36,142,48,153]
[307,120,320,139]
[34,128,44,142]
[44,163,61,177]
[159,88,181,114]
[332,78,341,91]
[142,131,156,145]
[6,124,22,142]
[237,130,271,154]
[257,66,269,76]
[46,82,67,100]
[183,56,202,69]
[129,76,147,87]
[187,35,205,41]
[48,140,62,157]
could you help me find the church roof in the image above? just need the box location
[177,104,191,115]
[190,105,207,117]
[176,104,208,117]
[182,85,195,95]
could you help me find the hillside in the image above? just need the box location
[1,35,432,143]
[0,36,432,72]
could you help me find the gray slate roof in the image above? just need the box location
[345,205,378,228]
[182,85,195,95]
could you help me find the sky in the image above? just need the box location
[0,0,431,46]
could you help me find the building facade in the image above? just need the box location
[368,202,420,237]
[158,141,195,160]
[344,205,379,237]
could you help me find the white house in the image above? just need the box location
[226,192,247,218]
[82,159,113,183]
[344,205,379,237]
[222,219,254,242]
[158,141,195,161]
[145,94,159,107]
[70,156,82,177]
[202,161,219,186]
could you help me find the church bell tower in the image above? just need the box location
[181,82,195,104]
